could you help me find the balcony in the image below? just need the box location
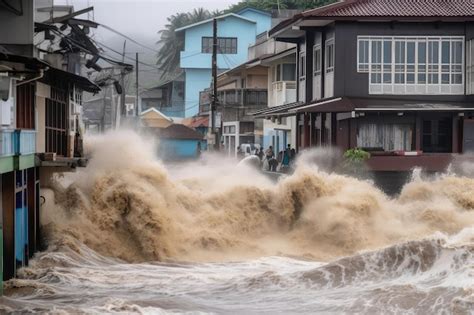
[271,81,296,107]
[0,130,15,157]
[199,88,268,115]
[217,89,267,107]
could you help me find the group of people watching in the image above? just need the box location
[255,144,296,172]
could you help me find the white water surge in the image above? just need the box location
[0,131,472,314]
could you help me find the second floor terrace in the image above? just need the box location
[199,88,268,114]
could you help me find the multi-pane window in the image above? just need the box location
[274,63,296,82]
[202,37,237,54]
[358,40,369,72]
[325,39,335,73]
[358,36,464,95]
[468,39,474,94]
[313,45,322,76]
[299,51,306,79]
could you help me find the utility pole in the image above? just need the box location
[211,18,218,150]
[135,52,139,117]
[120,40,127,118]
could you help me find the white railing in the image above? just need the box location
[271,81,297,107]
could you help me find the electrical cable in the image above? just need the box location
[99,24,160,54]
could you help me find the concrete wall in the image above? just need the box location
[184,69,212,117]
[0,0,35,55]
[262,117,297,153]
[35,82,50,154]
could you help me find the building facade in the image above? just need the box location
[262,0,474,172]
[140,74,185,118]
[0,0,100,293]
[177,9,272,117]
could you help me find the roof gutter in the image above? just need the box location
[17,68,48,86]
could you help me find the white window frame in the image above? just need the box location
[299,51,306,80]
[274,63,296,82]
[468,39,474,95]
[357,39,369,72]
[325,39,335,74]
[358,36,464,95]
[313,44,322,76]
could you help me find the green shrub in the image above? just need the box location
[343,148,370,163]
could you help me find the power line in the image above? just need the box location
[92,39,162,70]
[99,24,160,54]
[50,29,132,68]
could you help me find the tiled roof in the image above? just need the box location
[270,0,474,36]
[303,0,474,18]
[159,124,204,140]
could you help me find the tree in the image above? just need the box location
[156,0,336,77]
[156,9,216,79]
[226,0,335,12]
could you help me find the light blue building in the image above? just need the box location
[176,8,272,117]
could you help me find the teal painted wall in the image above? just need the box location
[184,69,212,117]
[238,9,272,35]
[159,139,203,160]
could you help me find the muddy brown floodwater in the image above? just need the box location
[1,131,473,314]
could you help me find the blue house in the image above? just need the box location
[157,124,205,160]
[176,8,272,117]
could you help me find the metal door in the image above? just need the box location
[464,119,474,153]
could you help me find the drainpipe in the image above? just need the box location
[16,68,47,86]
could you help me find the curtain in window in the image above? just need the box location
[357,123,413,151]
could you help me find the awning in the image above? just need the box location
[253,101,304,118]
[260,47,296,65]
[293,97,353,113]
[45,67,100,93]
[0,53,49,70]
[0,53,100,93]
[256,96,474,118]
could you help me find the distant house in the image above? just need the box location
[140,108,173,129]
[83,95,137,133]
[140,74,185,118]
[156,124,204,160]
[182,115,209,138]
[176,8,272,117]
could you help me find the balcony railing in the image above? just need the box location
[272,81,297,107]
[199,88,268,114]
[0,130,15,157]
[16,129,36,155]
[217,89,268,107]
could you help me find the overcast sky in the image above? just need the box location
[53,0,239,88]
[56,0,238,44]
